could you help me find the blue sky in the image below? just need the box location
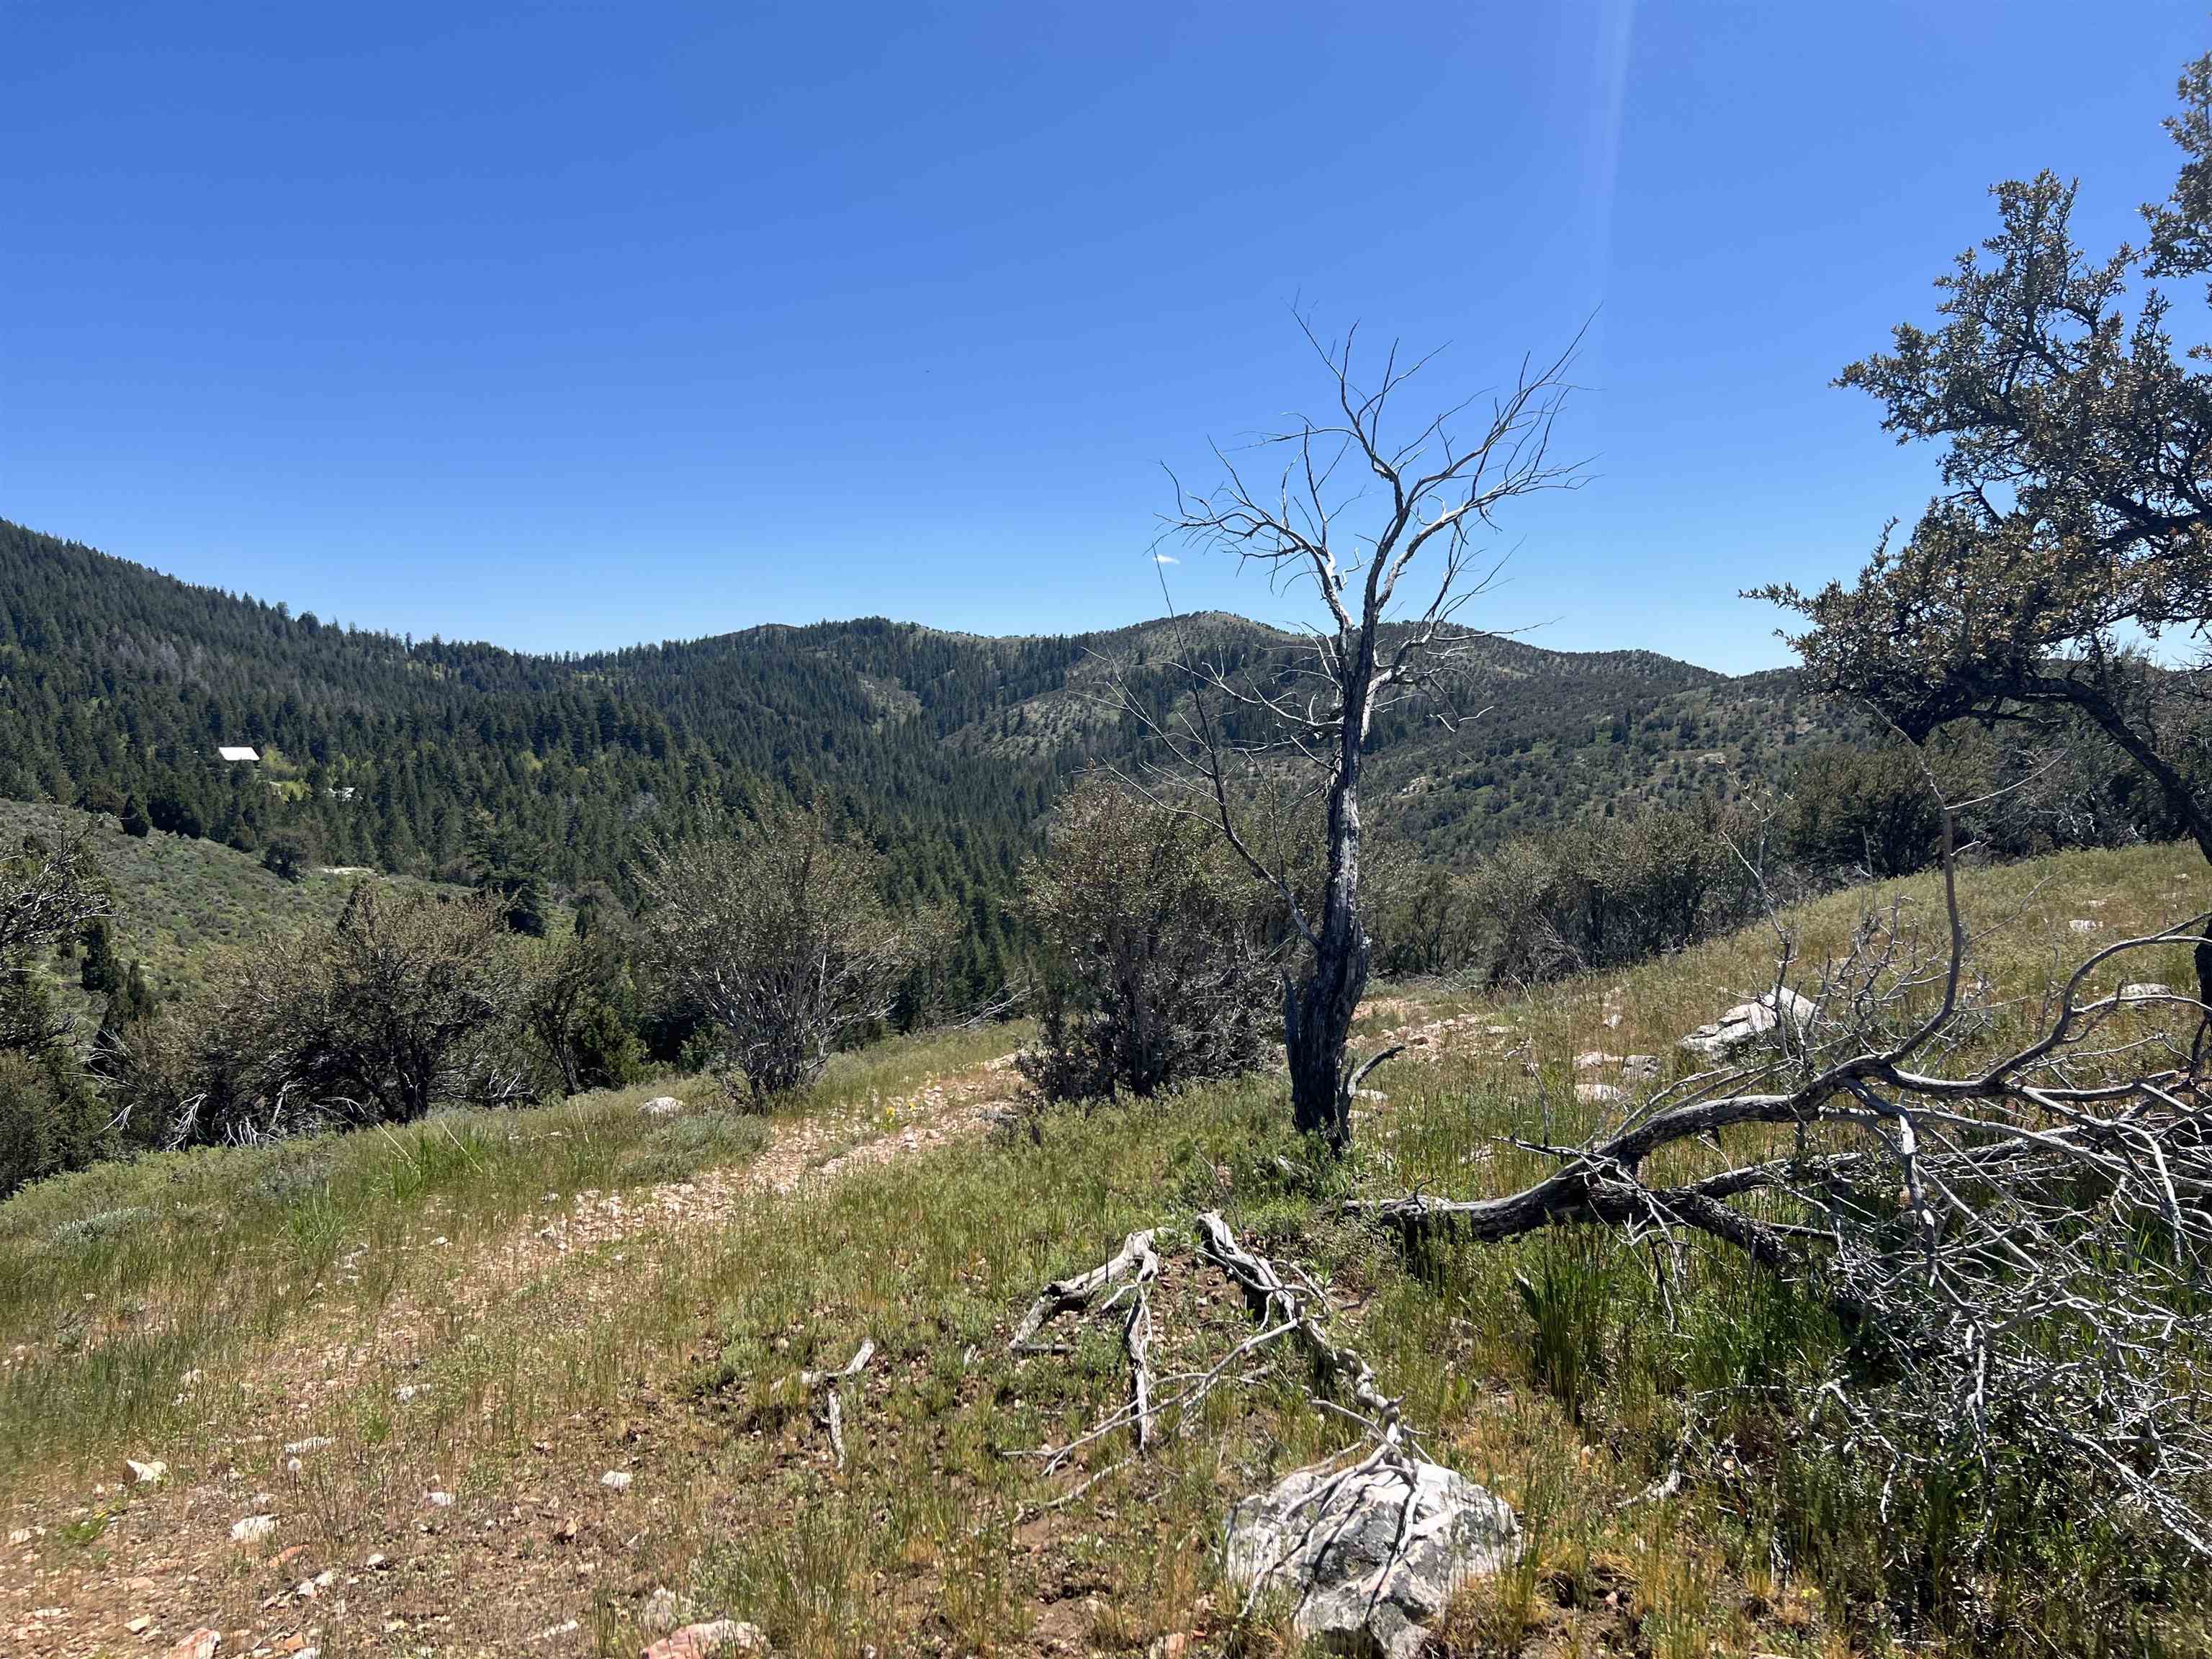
[4,1,2206,672]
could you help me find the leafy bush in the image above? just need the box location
[0,1048,114,1200]
[1782,742,1945,878]
[115,886,528,1145]
[638,804,943,1106]
[1017,779,1273,1102]
[1461,797,1771,985]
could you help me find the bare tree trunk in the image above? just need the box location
[1288,686,1372,1151]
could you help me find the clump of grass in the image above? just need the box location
[616,1111,772,1186]
[46,1204,153,1250]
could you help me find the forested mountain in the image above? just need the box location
[0,517,1843,989]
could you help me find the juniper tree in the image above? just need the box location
[1760,45,2212,990]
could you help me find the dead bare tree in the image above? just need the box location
[1125,317,1583,1151]
[1351,795,2212,1557]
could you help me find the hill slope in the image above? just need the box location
[2,840,2203,1656]
[0,799,444,1010]
[1,517,1843,895]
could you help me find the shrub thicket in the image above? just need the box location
[637,804,942,1106]
[115,886,527,1146]
[1017,780,1273,1102]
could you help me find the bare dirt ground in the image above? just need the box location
[2,1056,1027,1659]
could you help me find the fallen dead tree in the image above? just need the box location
[1009,1213,1519,1653]
[1351,804,2212,1557]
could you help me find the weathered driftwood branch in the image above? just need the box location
[1009,1229,1162,1464]
[801,1338,874,1470]
[1007,1213,1457,1628]
[1195,1210,1403,1449]
[1012,1215,1411,1474]
[1009,1228,1159,1352]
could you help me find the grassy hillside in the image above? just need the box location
[0,799,442,1005]
[4,841,2206,1657]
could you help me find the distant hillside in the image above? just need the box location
[0,516,1851,971]
[0,799,443,1017]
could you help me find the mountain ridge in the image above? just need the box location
[0,516,1845,992]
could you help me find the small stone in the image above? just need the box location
[1573,1051,1619,1072]
[125,1457,168,1487]
[642,1620,768,1658]
[364,1552,390,1570]
[282,1437,334,1457]
[230,1514,276,1545]
[1622,1054,1660,1082]
[392,1385,421,1403]
[1574,1082,1624,1105]
[638,1096,684,1118]
[600,1469,633,1491]
[2120,983,2174,1002]
[166,1629,222,1659]
[128,1615,153,1634]
[426,1490,454,1508]
[2069,918,2100,933]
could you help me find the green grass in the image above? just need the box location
[4,842,2209,1655]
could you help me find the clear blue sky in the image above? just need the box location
[4,1,2205,672]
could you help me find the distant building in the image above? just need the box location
[217,745,261,763]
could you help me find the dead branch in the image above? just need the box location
[1194,1210,1403,1449]
[801,1338,874,1470]
[1349,796,2212,1558]
[1009,1228,1159,1352]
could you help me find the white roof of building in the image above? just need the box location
[217,745,261,762]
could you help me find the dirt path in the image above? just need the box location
[1,1056,1026,1659]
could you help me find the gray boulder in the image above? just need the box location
[638,1095,685,1118]
[1678,987,1815,1061]
[1224,1456,1519,1658]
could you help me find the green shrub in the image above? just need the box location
[0,1048,116,1200]
[1017,779,1272,1103]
